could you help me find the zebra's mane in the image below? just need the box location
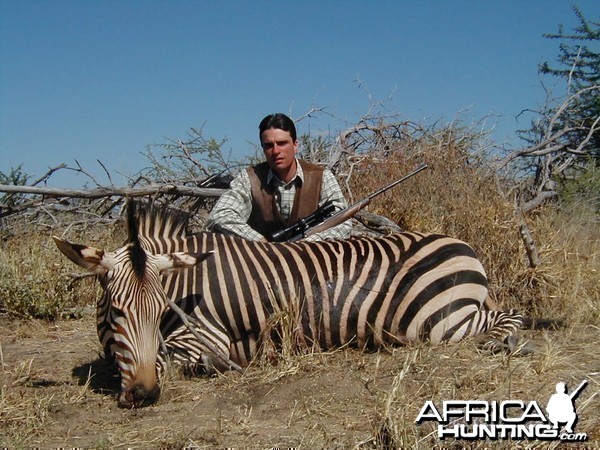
[128,200,191,251]
[125,201,147,278]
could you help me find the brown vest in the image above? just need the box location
[247,160,324,239]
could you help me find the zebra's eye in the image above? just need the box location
[110,305,126,319]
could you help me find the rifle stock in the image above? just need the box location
[304,199,368,237]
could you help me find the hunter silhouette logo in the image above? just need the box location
[415,379,589,442]
[546,380,587,434]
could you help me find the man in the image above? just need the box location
[207,113,352,241]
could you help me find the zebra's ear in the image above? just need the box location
[155,251,214,274]
[53,236,113,274]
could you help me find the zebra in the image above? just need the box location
[53,201,524,408]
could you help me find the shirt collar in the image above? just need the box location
[267,158,304,186]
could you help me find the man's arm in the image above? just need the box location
[206,170,264,241]
[305,169,352,241]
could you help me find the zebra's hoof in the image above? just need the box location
[512,340,535,356]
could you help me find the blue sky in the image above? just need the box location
[1,1,597,187]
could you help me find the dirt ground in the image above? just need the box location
[1,312,598,449]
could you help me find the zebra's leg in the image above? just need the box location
[161,325,235,375]
[473,309,525,353]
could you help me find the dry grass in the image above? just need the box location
[252,291,312,371]
[1,317,598,448]
[0,232,88,319]
[524,203,600,325]
[0,220,124,320]
[371,326,599,449]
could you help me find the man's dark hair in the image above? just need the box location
[259,113,297,142]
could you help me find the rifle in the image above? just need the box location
[270,163,428,242]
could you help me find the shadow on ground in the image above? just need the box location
[72,356,120,398]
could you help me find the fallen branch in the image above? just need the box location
[522,190,558,212]
[66,272,96,281]
[0,183,226,200]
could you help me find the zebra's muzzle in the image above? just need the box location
[118,383,161,409]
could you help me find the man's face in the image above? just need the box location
[261,128,298,180]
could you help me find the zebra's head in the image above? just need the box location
[53,218,211,408]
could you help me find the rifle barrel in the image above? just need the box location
[304,163,428,238]
[368,163,428,199]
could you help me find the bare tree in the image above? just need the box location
[497,84,600,212]
[498,7,600,212]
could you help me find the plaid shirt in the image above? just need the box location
[207,159,352,241]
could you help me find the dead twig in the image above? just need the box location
[30,164,68,186]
